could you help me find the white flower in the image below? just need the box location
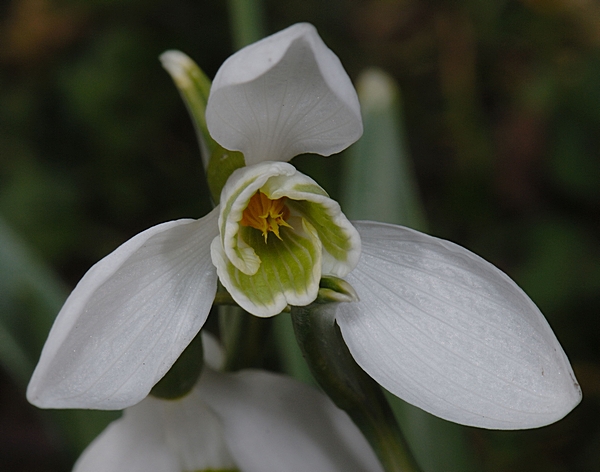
[73,368,383,472]
[27,23,581,429]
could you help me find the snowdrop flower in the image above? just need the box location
[73,368,383,472]
[210,160,361,316]
[27,23,580,429]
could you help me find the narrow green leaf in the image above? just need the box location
[343,68,427,231]
[227,0,266,49]
[0,216,66,377]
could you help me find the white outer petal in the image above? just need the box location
[199,369,383,472]
[206,23,362,164]
[73,398,178,472]
[73,390,236,472]
[27,209,220,410]
[336,221,581,429]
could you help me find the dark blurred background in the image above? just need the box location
[1,0,599,470]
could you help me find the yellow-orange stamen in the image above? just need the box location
[240,191,293,242]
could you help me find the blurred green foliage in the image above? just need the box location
[1,0,599,470]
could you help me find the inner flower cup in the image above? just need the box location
[210,161,361,318]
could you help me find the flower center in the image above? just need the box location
[240,191,293,242]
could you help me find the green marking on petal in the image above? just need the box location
[290,183,329,197]
[289,200,355,263]
[261,177,329,200]
[220,218,322,317]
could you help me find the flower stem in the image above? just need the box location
[291,303,422,472]
[219,304,273,371]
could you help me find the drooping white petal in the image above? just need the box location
[199,368,383,472]
[73,398,178,472]
[336,221,581,429]
[206,23,362,164]
[74,390,236,472]
[27,209,220,410]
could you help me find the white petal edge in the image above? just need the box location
[336,221,581,429]
[27,208,220,410]
[206,22,362,164]
[199,368,383,472]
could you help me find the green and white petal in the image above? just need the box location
[260,170,361,277]
[219,161,296,275]
[206,23,362,164]
[211,218,322,317]
[293,199,360,277]
[213,161,360,316]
